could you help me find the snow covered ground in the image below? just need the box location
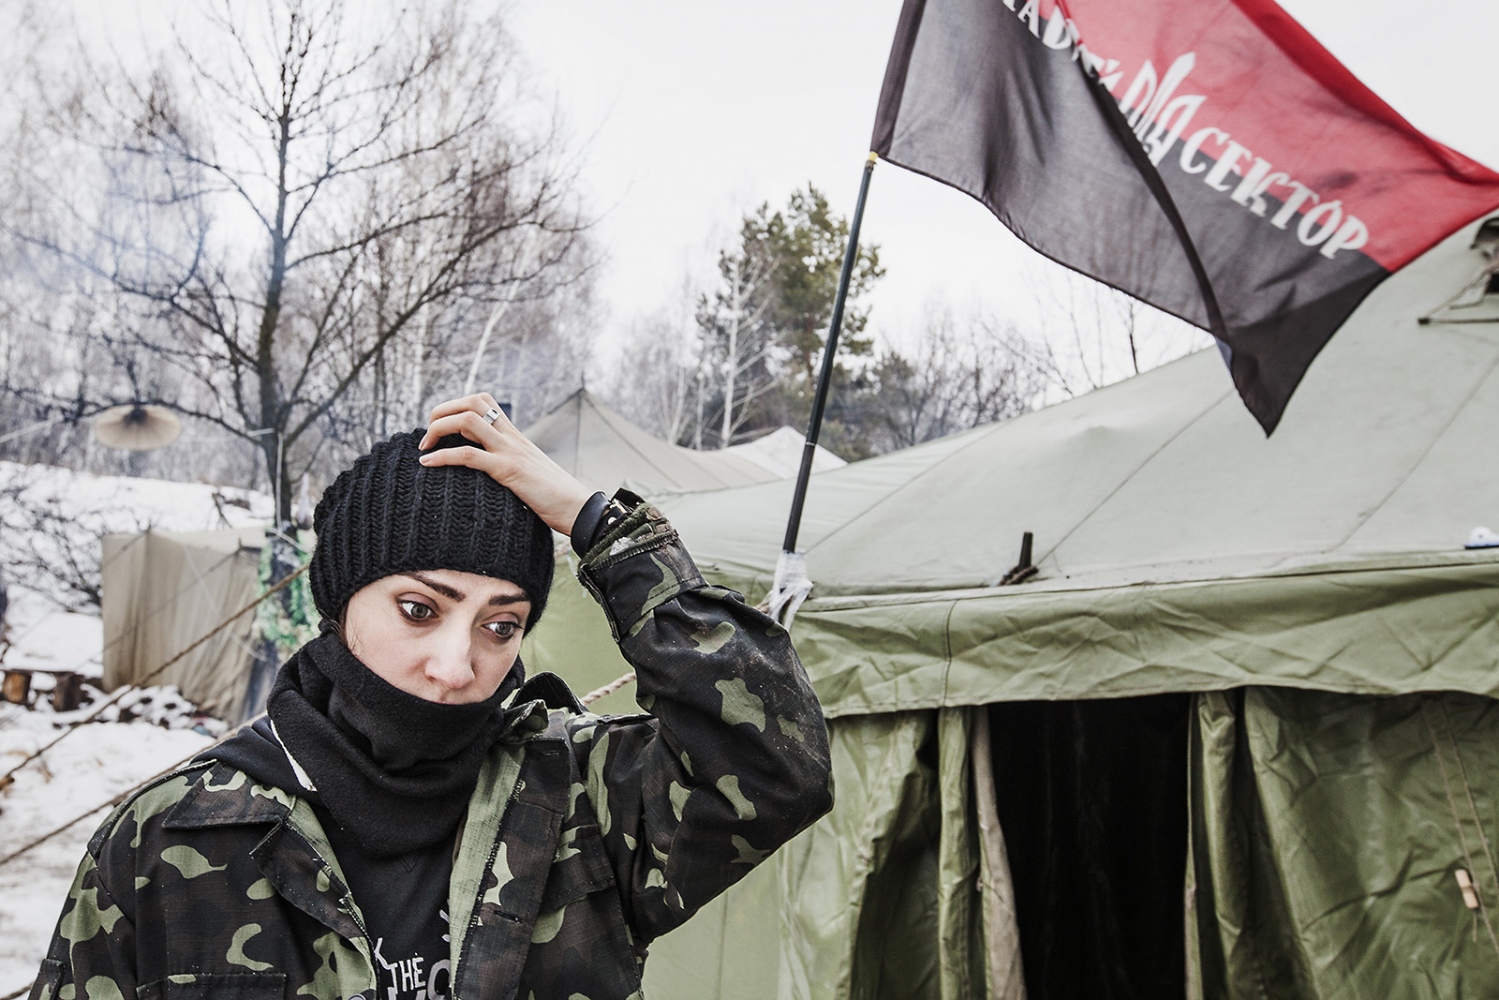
[0,697,214,994]
[0,464,268,996]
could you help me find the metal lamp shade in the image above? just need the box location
[93,404,182,451]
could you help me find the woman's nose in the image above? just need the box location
[424,628,477,691]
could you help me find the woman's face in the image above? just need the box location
[342,569,531,704]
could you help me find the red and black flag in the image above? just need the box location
[873,0,1499,432]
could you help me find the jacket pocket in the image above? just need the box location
[527,824,642,993]
[139,972,287,1000]
[539,822,616,914]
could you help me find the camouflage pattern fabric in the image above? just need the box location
[32,500,833,1000]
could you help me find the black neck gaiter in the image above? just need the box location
[267,630,519,858]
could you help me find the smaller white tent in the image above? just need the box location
[522,390,843,495]
[102,527,266,720]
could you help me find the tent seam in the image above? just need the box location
[1034,386,1234,569]
[804,425,1003,555]
[1440,698,1499,916]
[1333,347,1499,552]
[940,598,958,707]
[1419,697,1499,957]
[800,550,1499,607]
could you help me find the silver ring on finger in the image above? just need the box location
[481,407,501,425]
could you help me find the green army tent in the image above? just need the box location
[526,215,1499,999]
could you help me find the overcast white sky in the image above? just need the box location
[54,0,1499,363]
[507,0,1499,355]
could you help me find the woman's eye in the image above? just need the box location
[398,600,435,621]
[485,621,520,640]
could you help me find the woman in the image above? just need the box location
[32,394,833,1000]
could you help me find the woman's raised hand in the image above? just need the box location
[418,393,596,537]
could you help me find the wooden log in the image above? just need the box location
[2,669,30,705]
[51,672,85,712]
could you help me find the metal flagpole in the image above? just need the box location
[764,152,878,625]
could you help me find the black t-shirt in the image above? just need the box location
[208,719,463,1000]
[318,807,455,1000]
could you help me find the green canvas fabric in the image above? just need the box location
[636,708,1009,1000]
[775,712,938,1000]
[105,533,1499,732]
[507,215,1499,998]
[1188,688,1499,1000]
[662,220,1499,609]
[935,707,987,1000]
[637,860,783,998]
[522,389,783,494]
[101,528,266,720]
[787,553,1499,717]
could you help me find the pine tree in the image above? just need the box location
[696,185,883,450]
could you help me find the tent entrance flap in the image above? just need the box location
[1188,688,1499,999]
[988,695,1191,1000]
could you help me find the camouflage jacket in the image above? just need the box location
[32,501,833,1000]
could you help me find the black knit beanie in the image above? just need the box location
[310,429,555,628]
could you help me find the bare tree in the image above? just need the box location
[694,211,783,448]
[1025,262,1210,398]
[859,309,1047,454]
[3,0,589,522]
[0,467,149,613]
[604,280,705,446]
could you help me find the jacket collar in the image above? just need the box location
[162,761,298,831]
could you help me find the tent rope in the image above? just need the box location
[0,749,202,869]
[1,658,638,871]
[0,565,307,791]
[0,714,259,1000]
[1439,698,1499,910]
[0,650,636,871]
[0,707,263,1000]
[580,671,636,706]
[3,546,246,683]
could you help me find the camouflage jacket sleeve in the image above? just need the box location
[34,854,137,1000]
[573,497,833,944]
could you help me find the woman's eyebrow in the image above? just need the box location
[402,572,526,608]
[404,572,464,601]
[486,594,529,609]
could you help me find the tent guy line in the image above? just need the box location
[0,564,307,791]
[1331,348,1499,553]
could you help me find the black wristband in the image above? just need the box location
[570,491,608,554]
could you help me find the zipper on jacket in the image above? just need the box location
[452,776,526,1000]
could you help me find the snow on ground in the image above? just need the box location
[0,691,215,995]
[0,463,263,995]
[2,588,104,679]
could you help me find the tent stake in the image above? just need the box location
[781,152,878,555]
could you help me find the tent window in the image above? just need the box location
[987,694,1190,1000]
[1487,271,1499,297]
